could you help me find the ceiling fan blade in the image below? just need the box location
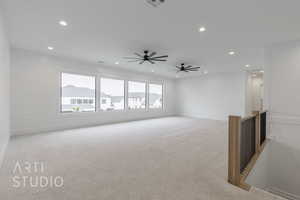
[190,66,201,69]
[185,65,193,69]
[148,60,155,64]
[149,52,157,57]
[134,53,144,58]
[151,59,167,62]
[124,57,140,59]
[176,66,181,69]
[187,68,200,70]
[176,70,181,73]
[187,69,199,72]
[188,67,201,70]
[128,59,143,62]
[139,60,145,64]
[151,55,168,59]
[184,69,189,72]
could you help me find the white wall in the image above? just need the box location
[10,48,177,136]
[246,140,300,199]
[245,73,264,115]
[0,11,10,165]
[255,40,300,197]
[176,72,247,120]
[265,40,300,149]
[247,40,300,198]
[246,143,271,190]
[267,141,300,198]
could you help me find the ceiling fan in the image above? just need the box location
[176,63,200,73]
[146,0,165,7]
[124,50,168,64]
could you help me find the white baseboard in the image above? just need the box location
[11,115,178,137]
[266,187,300,200]
[178,113,227,121]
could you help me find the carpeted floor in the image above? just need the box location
[0,117,283,199]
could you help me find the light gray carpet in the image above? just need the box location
[0,117,282,199]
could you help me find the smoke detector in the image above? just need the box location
[146,0,165,7]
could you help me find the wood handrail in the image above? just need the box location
[241,114,256,122]
[260,110,268,114]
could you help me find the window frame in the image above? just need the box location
[99,76,126,112]
[127,80,147,111]
[60,72,97,114]
[59,72,166,114]
[148,82,164,110]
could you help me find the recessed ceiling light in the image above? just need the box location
[48,46,54,50]
[176,75,179,78]
[115,61,120,65]
[199,26,206,32]
[228,51,235,55]
[204,70,208,74]
[59,20,68,26]
[151,69,154,73]
[245,64,250,68]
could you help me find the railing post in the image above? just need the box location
[253,111,261,153]
[228,116,241,186]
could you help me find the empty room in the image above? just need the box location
[1,0,300,199]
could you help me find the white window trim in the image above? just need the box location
[148,82,164,111]
[60,72,97,114]
[99,76,126,112]
[59,71,166,114]
[127,80,147,111]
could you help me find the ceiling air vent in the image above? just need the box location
[146,0,165,7]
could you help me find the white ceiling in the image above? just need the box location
[2,0,300,78]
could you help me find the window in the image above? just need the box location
[70,99,76,104]
[128,81,146,110]
[149,84,163,109]
[83,99,89,104]
[100,78,125,111]
[77,99,82,104]
[61,73,96,112]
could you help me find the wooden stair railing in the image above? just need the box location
[228,111,268,191]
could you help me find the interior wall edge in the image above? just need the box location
[0,8,11,166]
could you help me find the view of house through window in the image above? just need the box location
[100,78,125,111]
[128,81,146,109]
[149,84,163,109]
[61,73,96,112]
[61,73,164,112]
